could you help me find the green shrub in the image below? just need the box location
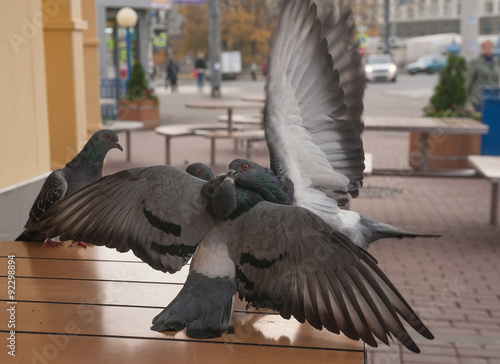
[428,53,467,113]
[423,54,477,118]
[125,62,158,103]
[423,105,481,120]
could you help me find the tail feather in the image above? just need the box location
[359,215,441,245]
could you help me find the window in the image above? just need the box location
[418,4,425,17]
[483,21,492,34]
[485,1,493,13]
[407,7,415,19]
[429,0,439,16]
[444,0,453,16]
[395,8,402,20]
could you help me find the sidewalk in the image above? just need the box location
[103,79,500,364]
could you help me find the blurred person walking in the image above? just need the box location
[166,58,180,93]
[195,52,207,93]
[467,40,500,112]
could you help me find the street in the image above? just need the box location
[364,73,440,117]
[155,72,441,127]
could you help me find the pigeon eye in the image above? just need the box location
[106,134,111,139]
[197,169,202,174]
[243,164,249,170]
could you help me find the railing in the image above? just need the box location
[100,78,127,120]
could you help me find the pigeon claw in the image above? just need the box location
[69,241,93,248]
[42,238,64,248]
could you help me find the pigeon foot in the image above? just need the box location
[151,271,236,338]
[69,241,93,248]
[42,238,64,247]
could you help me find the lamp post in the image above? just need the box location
[116,7,138,85]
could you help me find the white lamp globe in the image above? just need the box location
[116,7,138,28]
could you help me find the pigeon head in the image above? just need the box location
[65,129,122,169]
[91,129,123,152]
[201,171,238,219]
[229,159,294,205]
[186,163,215,181]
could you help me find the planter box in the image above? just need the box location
[409,132,481,170]
[118,99,159,129]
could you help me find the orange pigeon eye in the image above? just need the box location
[243,164,249,170]
[197,169,202,174]
[106,134,111,139]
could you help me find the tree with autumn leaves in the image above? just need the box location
[171,0,278,69]
[170,0,384,70]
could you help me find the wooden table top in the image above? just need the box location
[241,94,266,102]
[104,120,144,132]
[364,116,489,135]
[468,155,500,181]
[185,101,264,110]
[0,241,365,363]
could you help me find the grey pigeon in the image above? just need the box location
[34,0,435,353]
[16,129,122,245]
[250,0,438,249]
[229,159,437,248]
[36,165,433,352]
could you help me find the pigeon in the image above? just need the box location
[240,0,439,248]
[16,129,122,246]
[36,165,433,352]
[229,159,437,248]
[34,0,435,352]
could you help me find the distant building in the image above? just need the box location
[392,0,500,38]
[97,0,154,80]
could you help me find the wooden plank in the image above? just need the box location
[468,155,500,181]
[409,133,481,169]
[0,332,364,364]
[0,275,255,311]
[0,241,142,262]
[365,116,488,134]
[155,123,226,136]
[185,101,264,109]
[0,277,181,307]
[195,130,265,139]
[0,302,364,351]
[0,257,188,285]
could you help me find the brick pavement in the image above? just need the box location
[103,80,500,363]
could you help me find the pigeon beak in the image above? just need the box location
[115,142,123,152]
[224,170,236,184]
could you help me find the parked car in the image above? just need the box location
[407,55,448,75]
[364,54,398,82]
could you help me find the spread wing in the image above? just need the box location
[225,202,433,353]
[265,0,365,207]
[37,166,214,273]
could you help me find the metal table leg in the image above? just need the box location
[227,108,233,132]
[165,136,171,165]
[210,138,216,166]
[491,182,499,225]
[126,131,131,162]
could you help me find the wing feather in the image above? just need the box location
[224,202,433,352]
[265,0,365,209]
[37,166,213,273]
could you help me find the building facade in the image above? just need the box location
[392,0,500,38]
